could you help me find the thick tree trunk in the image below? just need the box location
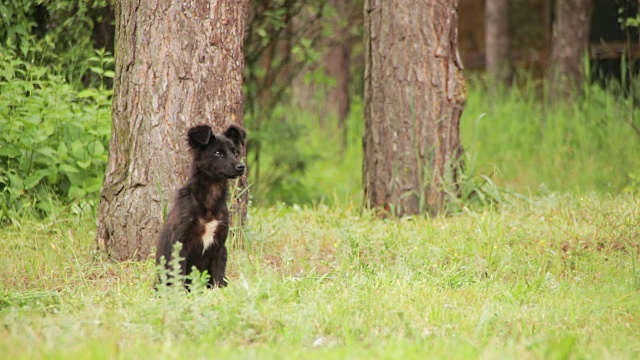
[363,0,467,217]
[548,0,593,101]
[96,0,249,261]
[485,0,510,84]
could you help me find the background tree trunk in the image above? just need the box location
[323,0,351,145]
[548,0,593,101]
[96,0,249,261]
[485,0,510,84]
[363,0,467,217]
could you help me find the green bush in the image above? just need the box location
[0,0,114,87]
[0,47,112,224]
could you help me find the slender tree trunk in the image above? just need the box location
[96,0,249,261]
[485,0,510,85]
[91,3,115,53]
[547,0,593,101]
[324,0,351,146]
[363,0,467,217]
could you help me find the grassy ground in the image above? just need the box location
[1,193,639,359]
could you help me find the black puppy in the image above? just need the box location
[156,123,246,288]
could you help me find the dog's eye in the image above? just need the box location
[214,150,223,156]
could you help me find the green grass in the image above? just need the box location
[1,193,639,359]
[461,79,640,194]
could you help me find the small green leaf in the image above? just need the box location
[59,163,79,174]
[77,159,92,169]
[71,141,85,159]
[90,67,104,75]
[87,141,105,157]
[24,173,45,190]
[57,142,68,158]
[36,200,53,213]
[46,171,59,184]
[36,146,57,158]
[84,177,103,193]
[68,185,86,199]
[25,114,41,125]
[77,89,98,99]
[0,146,20,158]
[7,173,23,191]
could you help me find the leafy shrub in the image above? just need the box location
[0,47,112,224]
[0,0,114,87]
[243,0,334,205]
[246,109,322,205]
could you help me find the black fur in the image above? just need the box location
[156,124,246,288]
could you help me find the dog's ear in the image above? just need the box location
[223,124,246,147]
[187,125,213,150]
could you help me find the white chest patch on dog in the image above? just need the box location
[200,219,219,254]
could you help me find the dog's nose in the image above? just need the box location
[236,163,246,172]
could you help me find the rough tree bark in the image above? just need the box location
[485,0,510,84]
[363,0,467,217]
[96,0,249,261]
[548,0,593,101]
